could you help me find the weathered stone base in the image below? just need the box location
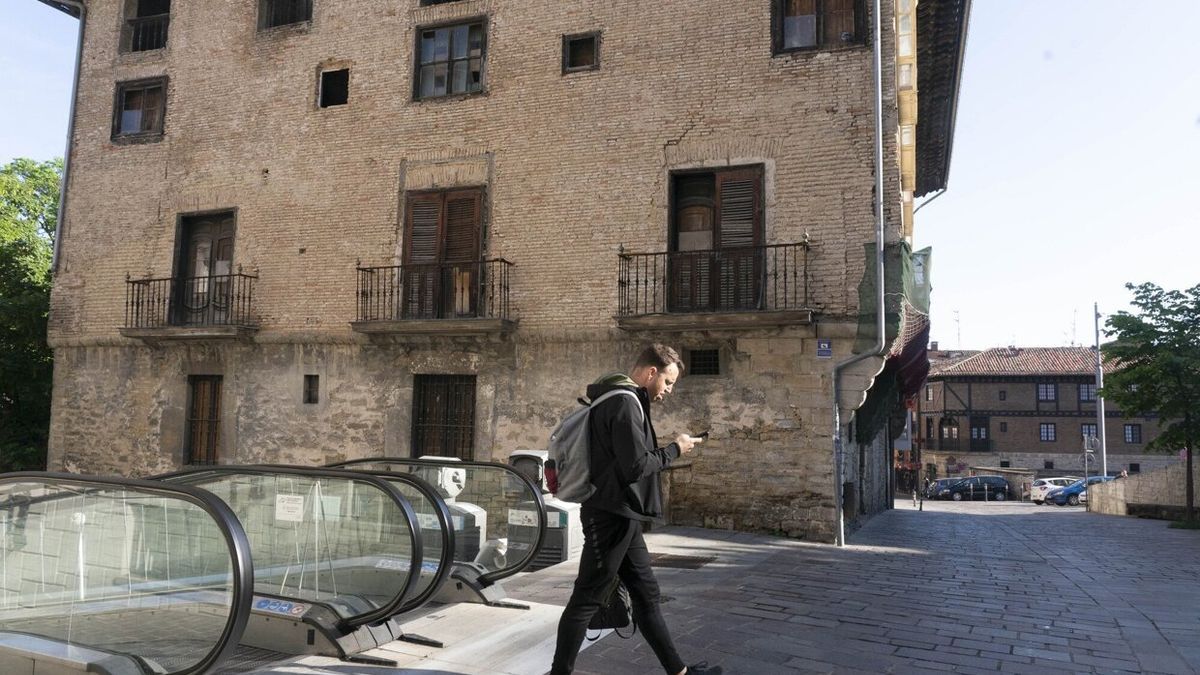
[48,324,888,542]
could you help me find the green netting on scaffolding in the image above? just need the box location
[852,243,932,444]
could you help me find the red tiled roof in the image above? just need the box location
[931,347,1116,377]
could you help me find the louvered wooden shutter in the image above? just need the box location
[404,194,443,318]
[715,168,762,310]
[443,190,480,316]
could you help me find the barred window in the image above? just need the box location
[412,375,476,459]
[688,349,721,376]
[186,376,222,465]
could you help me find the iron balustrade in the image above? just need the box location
[356,259,513,322]
[126,13,169,52]
[618,242,810,316]
[125,273,258,329]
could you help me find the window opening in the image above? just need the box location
[412,375,476,459]
[320,68,349,107]
[416,21,485,99]
[186,375,222,465]
[563,32,599,72]
[304,374,319,404]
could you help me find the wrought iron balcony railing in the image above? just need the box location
[125,272,258,329]
[125,14,169,52]
[356,259,513,322]
[618,242,810,317]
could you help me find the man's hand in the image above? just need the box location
[675,433,703,454]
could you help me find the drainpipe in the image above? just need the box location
[49,0,87,274]
[831,0,887,547]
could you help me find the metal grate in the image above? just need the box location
[688,349,720,375]
[649,553,716,570]
[213,646,292,673]
[412,374,476,460]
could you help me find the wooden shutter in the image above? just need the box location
[404,194,443,318]
[715,167,762,310]
[443,190,481,316]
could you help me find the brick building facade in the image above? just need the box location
[41,0,968,541]
[915,347,1169,479]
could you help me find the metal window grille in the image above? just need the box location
[412,375,476,460]
[303,374,319,404]
[688,349,720,376]
[1044,461,1054,470]
[186,375,222,465]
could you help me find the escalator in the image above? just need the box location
[0,472,253,675]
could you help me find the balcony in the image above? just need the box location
[350,259,516,337]
[120,272,258,342]
[124,14,169,52]
[616,242,812,331]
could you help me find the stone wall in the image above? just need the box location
[1089,459,1198,518]
[48,0,905,542]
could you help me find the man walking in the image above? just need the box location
[550,344,721,675]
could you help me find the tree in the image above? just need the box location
[1103,282,1200,523]
[0,157,60,471]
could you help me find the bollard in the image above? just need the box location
[912,490,918,508]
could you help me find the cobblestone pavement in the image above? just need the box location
[506,500,1200,674]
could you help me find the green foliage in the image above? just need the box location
[1103,282,1200,518]
[0,158,60,471]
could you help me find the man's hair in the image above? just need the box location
[634,343,684,374]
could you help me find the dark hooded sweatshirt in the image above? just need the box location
[584,373,681,524]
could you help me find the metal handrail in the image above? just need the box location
[125,13,169,52]
[155,465,423,629]
[327,457,547,586]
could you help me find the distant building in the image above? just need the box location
[914,346,1167,479]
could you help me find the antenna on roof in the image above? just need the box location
[954,310,961,350]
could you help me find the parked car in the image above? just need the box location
[924,477,963,499]
[1046,475,1115,506]
[938,475,1010,501]
[1031,477,1081,505]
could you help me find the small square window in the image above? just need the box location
[304,374,319,404]
[562,32,599,73]
[1000,460,1010,468]
[999,390,1006,401]
[1044,460,1055,470]
[688,349,720,376]
[999,422,1007,433]
[319,69,349,107]
[1129,463,1140,474]
[113,77,167,140]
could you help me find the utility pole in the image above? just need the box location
[1094,302,1108,477]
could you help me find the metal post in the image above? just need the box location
[1094,302,1108,477]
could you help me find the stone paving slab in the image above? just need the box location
[237,499,1200,674]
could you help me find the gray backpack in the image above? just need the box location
[547,389,643,503]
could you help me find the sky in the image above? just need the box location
[2,1,1198,351]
